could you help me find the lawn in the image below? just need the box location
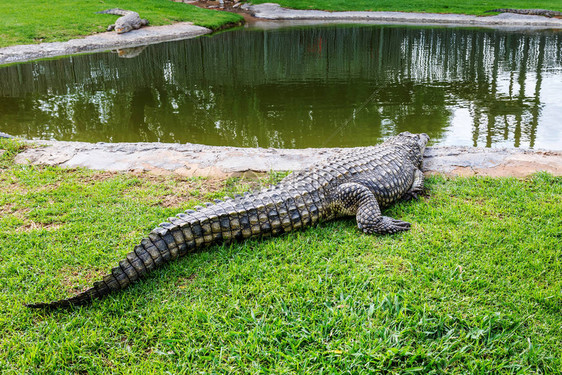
[249,0,562,15]
[0,139,561,373]
[0,0,242,48]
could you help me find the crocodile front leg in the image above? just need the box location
[336,183,411,235]
[402,168,424,201]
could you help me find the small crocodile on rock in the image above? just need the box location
[485,8,562,18]
[97,9,149,34]
[27,132,429,309]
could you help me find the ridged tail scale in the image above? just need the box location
[27,186,322,309]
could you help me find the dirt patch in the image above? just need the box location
[0,176,29,195]
[122,170,270,208]
[0,202,18,216]
[59,267,106,294]
[382,256,412,274]
[150,182,211,208]
[146,176,265,208]
[16,221,63,233]
[74,170,121,184]
[176,273,198,289]
[122,172,234,208]
[187,0,261,23]
[449,166,477,177]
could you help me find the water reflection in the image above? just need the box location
[0,25,561,149]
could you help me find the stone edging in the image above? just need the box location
[10,140,562,178]
[242,3,562,29]
[0,23,211,66]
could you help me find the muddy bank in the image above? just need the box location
[242,3,562,29]
[10,140,562,178]
[0,23,211,66]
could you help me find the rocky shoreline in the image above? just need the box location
[0,23,211,65]
[10,139,562,178]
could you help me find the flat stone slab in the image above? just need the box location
[13,140,562,178]
[423,147,562,178]
[243,3,562,29]
[0,23,211,65]
[0,132,14,139]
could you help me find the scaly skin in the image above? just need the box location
[27,132,429,309]
[485,9,562,18]
[97,9,149,34]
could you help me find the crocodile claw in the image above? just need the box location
[360,216,411,235]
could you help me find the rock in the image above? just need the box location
[13,139,562,178]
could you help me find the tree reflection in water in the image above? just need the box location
[0,25,561,149]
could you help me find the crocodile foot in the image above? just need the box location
[358,216,411,234]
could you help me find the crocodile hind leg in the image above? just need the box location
[402,168,424,201]
[336,183,411,235]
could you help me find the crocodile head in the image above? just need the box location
[114,20,133,34]
[387,132,430,166]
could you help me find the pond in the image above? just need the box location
[1,24,561,149]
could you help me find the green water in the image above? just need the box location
[1,24,561,149]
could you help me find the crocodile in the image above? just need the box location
[113,46,147,59]
[484,8,562,18]
[97,9,149,34]
[27,132,429,309]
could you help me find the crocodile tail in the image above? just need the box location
[484,8,523,13]
[26,192,297,310]
[26,217,199,310]
[96,8,130,16]
[26,286,103,309]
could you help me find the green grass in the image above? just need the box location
[0,0,242,48]
[249,0,562,15]
[1,139,561,373]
